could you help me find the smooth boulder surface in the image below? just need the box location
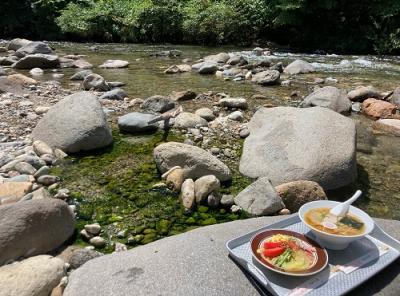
[12,54,60,69]
[7,38,31,50]
[0,255,66,296]
[362,98,397,119]
[141,95,176,113]
[234,177,284,216]
[174,112,208,129]
[32,92,113,153]
[284,59,315,75]
[154,142,231,181]
[83,74,110,91]
[239,107,357,190]
[99,88,127,100]
[63,216,400,296]
[0,199,75,266]
[118,112,159,133]
[198,62,218,74]
[251,70,280,85]
[348,86,382,101]
[15,41,52,57]
[301,86,352,113]
[99,59,129,68]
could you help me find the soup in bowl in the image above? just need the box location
[299,200,374,250]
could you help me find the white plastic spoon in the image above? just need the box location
[322,190,362,229]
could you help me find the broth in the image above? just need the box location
[305,207,365,236]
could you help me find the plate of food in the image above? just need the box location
[250,229,328,276]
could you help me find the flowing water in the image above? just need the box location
[36,42,400,249]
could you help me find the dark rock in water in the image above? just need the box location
[70,70,93,81]
[0,56,19,66]
[118,112,159,133]
[0,199,75,266]
[99,88,127,100]
[69,249,103,269]
[152,50,182,57]
[108,81,126,88]
[83,74,110,91]
[32,91,113,153]
[269,62,283,73]
[14,41,52,58]
[301,86,351,113]
[12,54,60,69]
[141,95,176,113]
[284,59,315,75]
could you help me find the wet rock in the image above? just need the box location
[228,111,244,121]
[0,255,66,296]
[390,86,400,108]
[83,74,110,91]
[90,236,106,248]
[154,142,231,181]
[275,180,327,212]
[85,223,101,236]
[0,182,32,205]
[207,191,221,208]
[195,108,215,121]
[362,98,397,119]
[40,153,57,165]
[0,199,75,265]
[283,59,315,75]
[29,67,44,76]
[234,177,284,216]
[170,90,196,101]
[227,55,247,66]
[33,140,53,156]
[174,112,208,129]
[165,167,184,192]
[251,70,280,85]
[7,38,31,50]
[37,175,60,185]
[373,119,400,136]
[70,70,93,81]
[99,59,129,68]
[99,88,127,100]
[198,62,218,74]
[15,162,36,175]
[218,97,248,109]
[301,86,351,113]
[204,53,230,63]
[73,59,93,69]
[164,64,191,74]
[14,41,52,57]
[181,179,195,210]
[240,107,357,190]
[118,112,159,133]
[194,175,220,204]
[12,54,60,69]
[220,194,234,207]
[351,102,362,113]
[141,95,176,113]
[32,92,113,153]
[348,86,382,102]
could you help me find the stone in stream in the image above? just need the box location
[70,69,93,80]
[169,90,196,101]
[85,223,101,236]
[234,177,284,216]
[34,165,50,178]
[218,97,248,109]
[118,112,159,133]
[194,175,220,204]
[362,98,397,119]
[301,86,352,113]
[14,161,36,175]
[239,106,357,190]
[99,59,129,68]
[283,59,315,75]
[99,88,127,100]
[0,199,75,265]
[12,54,60,69]
[251,70,280,85]
[174,112,208,129]
[228,111,244,121]
[198,62,218,74]
[37,175,60,185]
[180,179,195,210]
[0,255,66,296]
[195,108,215,121]
[82,74,110,91]
[390,86,400,107]
[227,55,247,66]
[154,142,232,181]
[41,153,57,165]
[0,182,32,205]
[373,119,400,136]
[275,180,327,212]
[204,52,230,63]
[73,59,93,69]
[90,236,106,248]
[32,92,113,153]
[69,249,103,269]
[33,140,53,156]
[29,67,44,76]
[14,41,52,57]
[7,38,31,50]
[164,64,191,74]
[141,95,176,113]
[347,86,382,101]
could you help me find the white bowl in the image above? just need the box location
[299,200,375,250]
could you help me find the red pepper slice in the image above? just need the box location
[263,241,283,249]
[263,246,285,258]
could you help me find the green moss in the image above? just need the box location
[198,205,209,213]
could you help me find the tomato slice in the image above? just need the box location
[263,247,285,258]
[263,241,283,249]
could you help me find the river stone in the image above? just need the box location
[31,187,52,200]
[373,119,400,136]
[275,180,327,212]
[14,162,36,175]
[204,52,230,63]
[195,108,215,121]
[166,167,184,192]
[0,199,75,265]
[82,74,110,91]
[141,95,176,113]
[73,59,93,69]
[234,177,284,216]
[194,175,220,204]
[153,142,232,181]
[207,192,221,208]
[29,67,44,76]
[169,90,196,101]
[69,249,103,269]
[70,70,93,80]
[33,140,53,156]
[99,60,129,68]
[7,38,31,50]
[85,224,101,236]
[118,112,159,133]
[0,255,66,296]
[362,98,397,119]
[12,54,60,69]
[99,88,127,100]
[90,236,106,248]
[0,182,32,205]
[390,86,400,107]
[348,86,382,101]
[220,194,234,207]
[15,41,52,58]
[251,70,280,85]
[301,86,352,113]
[198,62,218,74]
[180,179,195,210]
[283,59,315,75]
[218,97,248,109]
[32,92,113,153]
[164,64,191,74]
[174,112,208,129]
[239,106,357,190]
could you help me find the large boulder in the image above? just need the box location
[283,59,315,75]
[32,92,113,153]
[362,98,397,119]
[83,74,110,91]
[14,41,52,58]
[234,177,284,216]
[141,95,176,113]
[0,255,66,296]
[239,107,357,190]
[118,112,159,133]
[174,112,208,129]
[0,199,75,266]
[204,52,230,63]
[251,70,280,85]
[153,142,231,181]
[301,86,352,113]
[7,38,31,51]
[12,54,60,69]
[348,86,382,102]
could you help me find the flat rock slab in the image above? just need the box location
[64,216,400,296]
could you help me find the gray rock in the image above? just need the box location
[195,108,215,121]
[69,249,103,269]
[90,236,106,248]
[234,177,284,216]
[15,162,36,175]
[0,56,19,66]
[118,112,159,133]
[390,86,400,108]
[0,199,75,265]
[99,88,127,100]
[347,85,382,102]
[194,175,220,204]
[12,54,60,69]
[207,191,221,208]
[54,188,70,200]
[220,194,234,207]
[32,92,113,153]
[154,142,232,181]
[34,166,50,178]
[18,155,46,169]
[227,55,246,66]
[180,179,195,210]
[174,112,208,129]
[108,81,126,88]
[99,60,129,68]
[198,62,218,74]
[251,70,280,85]
[70,70,93,81]
[0,255,66,296]
[228,111,244,121]
[7,38,31,51]
[218,98,248,109]
[85,224,101,236]
[37,175,60,185]
[29,67,44,76]
[204,53,230,63]
[83,74,110,91]
[31,187,52,199]
[40,153,57,165]
[373,119,400,137]
[352,102,362,113]
[239,128,250,138]
[73,59,93,69]
[301,86,352,113]
[33,140,53,156]
[15,41,52,58]
[0,154,15,167]
[239,107,357,190]
[141,95,175,113]
[284,59,315,75]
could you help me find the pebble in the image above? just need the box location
[14,162,36,175]
[80,229,94,240]
[34,165,50,178]
[37,174,60,185]
[116,230,127,238]
[239,128,250,138]
[54,188,70,200]
[220,194,234,207]
[207,192,221,208]
[89,236,106,248]
[85,223,101,236]
[210,147,220,155]
[278,208,291,215]
[231,205,242,213]
[228,111,244,122]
